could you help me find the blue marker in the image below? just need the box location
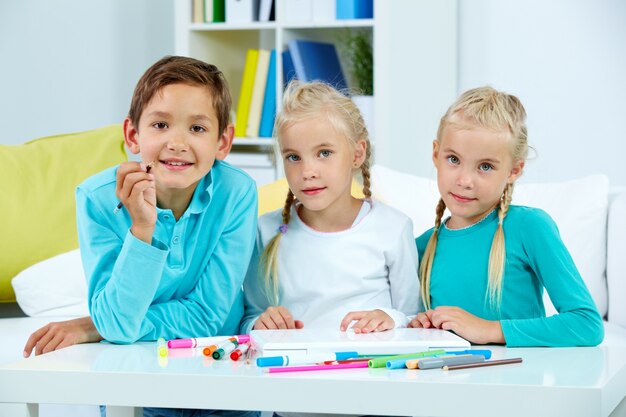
[257,351,358,367]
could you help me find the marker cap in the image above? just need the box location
[257,356,285,367]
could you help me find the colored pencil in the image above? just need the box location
[443,357,523,371]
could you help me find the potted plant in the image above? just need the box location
[337,29,374,134]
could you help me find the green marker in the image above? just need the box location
[368,349,446,368]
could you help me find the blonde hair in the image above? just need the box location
[260,81,373,304]
[420,86,528,312]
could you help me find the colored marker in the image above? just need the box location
[445,349,492,359]
[257,351,358,367]
[204,338,236,357]
[443,357,523,371]
[266,361,369,374]
[411,354,486,370]
[323,358,374,365]
[386,349,492,369]
[368,349,445,368]
[213,339,239,360]
[157,337,168,358]
[168,334,250,349]
[230,343,250,361]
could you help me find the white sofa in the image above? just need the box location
[1,164,626,416]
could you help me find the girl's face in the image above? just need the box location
[279,115,366,223]
[433,121,524,229]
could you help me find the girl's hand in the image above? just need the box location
[340,309,394,334]
[408,312,434,329]
[116,161,156,243]
[422,306,505,345]
[23,316,104,357]
[254,306,304,330]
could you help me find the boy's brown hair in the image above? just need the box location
[128,56,232,134]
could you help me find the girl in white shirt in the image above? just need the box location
[241,81,419,335]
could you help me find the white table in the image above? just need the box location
[1,342,626,417]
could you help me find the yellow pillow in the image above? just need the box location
[0,125,127,302]
[258,178,365,216]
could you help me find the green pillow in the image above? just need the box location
[0,125,127,302]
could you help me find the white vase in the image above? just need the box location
[352,95,375,137]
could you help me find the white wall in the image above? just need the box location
[0,0,174,145]
[458,0,626,186]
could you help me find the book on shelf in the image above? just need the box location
[336,0,373,19]
[246,49,271,138]
[192,0,204,23]
[258,0,274,22]
[206,0,225,23]
[287,39,348,91]
[259,49,277,138]
[226,0,259,23]
[235,49,259,138]
[281,49,297,88]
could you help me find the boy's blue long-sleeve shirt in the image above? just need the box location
[415,205,604,347]
[76,160,258,344]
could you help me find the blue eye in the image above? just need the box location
[285,154,300,162]
[191,125,206,133]
[153,122,168,129]
[446,155,459,165]
[479,163,493,172]
[319,150,332,158]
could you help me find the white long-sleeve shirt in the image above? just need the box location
[241,199,419,334]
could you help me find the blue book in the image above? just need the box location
[336,0,373,19]
[282,49,297,87]
[259,49,277,138]
[287,39,347,91]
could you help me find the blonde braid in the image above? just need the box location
[486,183,513,311]
[360,145,372,198]
[260,190,295,305]
[419,198,447,310]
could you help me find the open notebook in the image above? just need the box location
[250,328,470,356]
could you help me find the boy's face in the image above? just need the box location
[124,83,232,205]
[433,121,524,229]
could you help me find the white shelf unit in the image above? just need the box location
[174,0,458,183]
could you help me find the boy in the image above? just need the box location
[23,56,257,355]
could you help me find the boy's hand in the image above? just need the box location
[23,316,104,357]
[116,161,156,242]
[254,306,304,330]
[410,306,505,345]
[340,309,394,334]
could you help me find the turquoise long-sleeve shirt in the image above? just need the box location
[76,160,257,344]
[415,205,603,347]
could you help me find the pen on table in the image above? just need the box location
[169,334,250,349]
[113,161,155,214]
[257,351,358,367]
[203,337,236,357]
[266,361,369,374]
[156,337,168,358]
[230,343,250,361]
[323,357,374,365]
[386,349,492,369]
[408,354,486,370]
[213,339,239,360]
[443,357,523,371]
[368,349,446,368]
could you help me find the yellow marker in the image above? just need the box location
[157,337,168,358]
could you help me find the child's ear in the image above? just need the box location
[431,140,440,167]
[123,118,141,155]
[215,124,234,160]
[352,138,367,168]
[508,159,525,183]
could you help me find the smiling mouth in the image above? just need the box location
[302,187,326,195]
[451,193,475,203]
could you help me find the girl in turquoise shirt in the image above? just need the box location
[410,86,603,347]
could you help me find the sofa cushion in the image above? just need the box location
[0,125,127,302]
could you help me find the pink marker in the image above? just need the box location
[168,334,250,349]
[266,361,369,374]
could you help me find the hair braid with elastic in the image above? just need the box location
[419,198,447,310]
[486,183,514,311]
[260,190,295,305]
[360,144,372,198]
